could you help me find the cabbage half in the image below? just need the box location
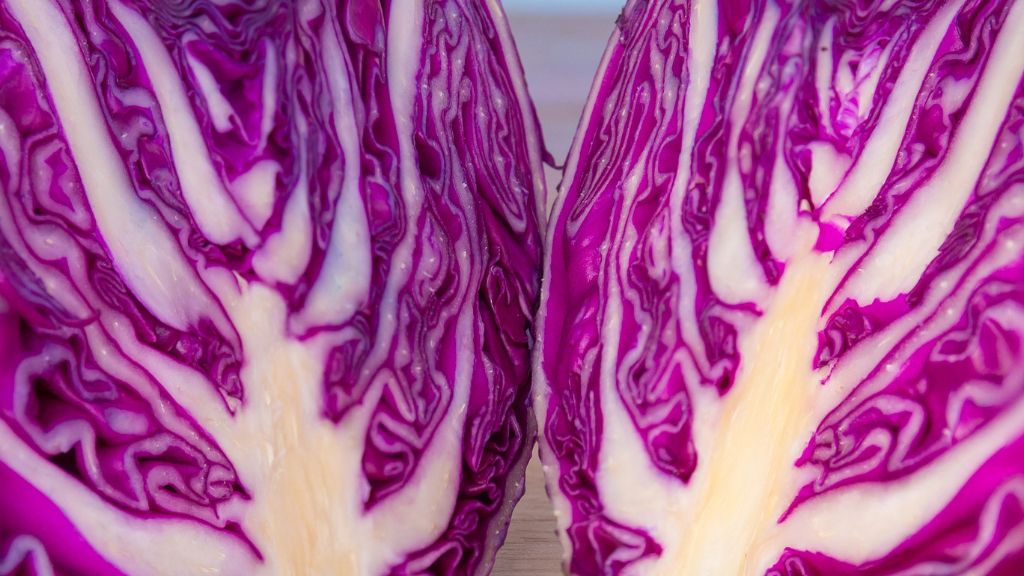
[0,1,544,574]
[536,0,1024,573]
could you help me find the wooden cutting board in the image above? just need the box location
[492,450,564,575]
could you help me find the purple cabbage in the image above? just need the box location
[0,0,544,574]
[536,0,1024,574]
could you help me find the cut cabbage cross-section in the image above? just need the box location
[535,0,1024,574]
[0,0,545,575]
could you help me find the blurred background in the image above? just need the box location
[491,2,621,574]
[501,0,621,204]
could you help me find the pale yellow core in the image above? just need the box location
[667,246,832,575]
[242,345,360,576]
[200,282,370,576]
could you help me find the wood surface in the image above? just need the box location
[493,449,564,575]
[491,10,618,576]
